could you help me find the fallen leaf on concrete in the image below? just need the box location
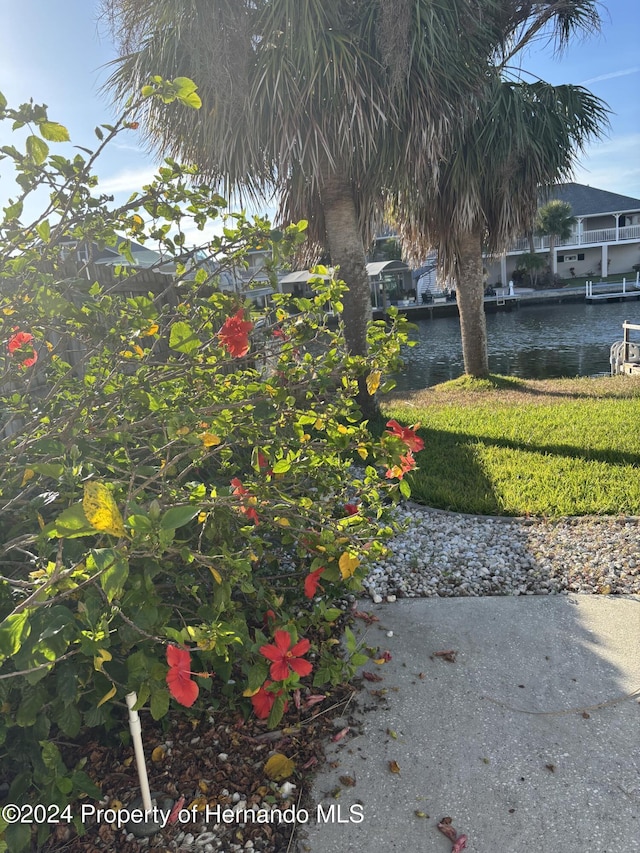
[452,834,468,852]
[387,728,398,739]
[362,671,383,682]
[353,610,379,624]
[388,760,401,774]
[437,818,457,842]
[545,764,555,773]
[433,650,457,663]
[304,694,326,708]
[332,727,350,742]
[339,775,356,787]
[373,650,392,664]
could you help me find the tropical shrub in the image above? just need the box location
[0,85,416,850]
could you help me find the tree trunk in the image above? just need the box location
[319,164,379,420]
[455,226,489,378]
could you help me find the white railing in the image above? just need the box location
[509,223,640,253]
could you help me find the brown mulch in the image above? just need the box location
[42,682,363,853]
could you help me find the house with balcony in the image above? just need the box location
[485,183,640,285]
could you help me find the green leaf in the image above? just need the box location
[272,460,291,474]
[173,77,198,94]
[35,220,51,242]
[399,479,412,499]
[16,687,46,727]
[0,611,31,661]
[38,121,70,142]
[26,134,49,165]
[0,90,7,111]
[169,320,200,354]
[178,91,202,109]
[160,505,199,530]
[150,688,170,720]
[41,741,65,773]
[4,822,32,853]
[47,504,95,539]
[58,704,81,737]
[90,549,129,603]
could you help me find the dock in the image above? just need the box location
[372,290,519,320]
[586,278,640,304]
[611,321,640,375]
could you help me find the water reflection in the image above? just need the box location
[396,301,638,391]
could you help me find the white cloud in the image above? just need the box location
[579,67,639,86]
[97,167,159,195]
[572,134,640,198]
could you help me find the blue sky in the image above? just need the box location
[1,0,638,241]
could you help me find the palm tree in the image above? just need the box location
[536,200,577,275]
[393,79,607,377]
[102,0,604,391]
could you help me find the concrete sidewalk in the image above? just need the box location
[300,596,640,853]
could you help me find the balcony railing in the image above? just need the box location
[509,223,640,253]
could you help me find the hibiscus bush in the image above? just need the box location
[0,85,420,850]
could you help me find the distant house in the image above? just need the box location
[485,183,640,285]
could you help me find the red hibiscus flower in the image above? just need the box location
[344,503,359,516]
[7,330,38,368]
[385,420,424,452]
[230,477,259,524]
[260,629,312,682]
[218,309,253,357]
[304,567,325,599]
[385,451,416,480]
[166,645,199,708]
[251,681,288,720]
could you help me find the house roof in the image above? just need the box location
[542,183,640,217]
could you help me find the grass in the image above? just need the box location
[384,374,640,517]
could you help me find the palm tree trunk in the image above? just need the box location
[455,226,489,378]
[319,165,379,419]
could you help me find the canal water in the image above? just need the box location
[395,300,639,391]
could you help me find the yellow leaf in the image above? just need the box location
[94,648,112,672]
[243,686,260,697]
[366,369,381,395]
[2,307,16,315]
[142,323,159,336]
[207,566,222,584]
[337,424,348,434]
[314,419,325,430]
[198,511,208,523]
[356,445,368,460]
[151,746,166,763]
[373,657,388,665]
[21,468,35,486]
[83,481,126,537]
[97,684,117,707]
[264,753,295,781]
[339,552,360,580]
[200,432,221,447]
[119,349,133,358]
[176,426,190,436]
[133,344,144,357]
[198,780,209,793]
[276,517,290,527]
[388,760,401,774]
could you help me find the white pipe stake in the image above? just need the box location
[125,692,153,814]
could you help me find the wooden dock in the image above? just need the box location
[586,278,640,304]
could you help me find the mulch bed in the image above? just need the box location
[41,681,362,853]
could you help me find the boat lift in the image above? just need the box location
[610,322,640,375]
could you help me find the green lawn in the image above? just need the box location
[384,375,640,517]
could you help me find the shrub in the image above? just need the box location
[0,84,416,850]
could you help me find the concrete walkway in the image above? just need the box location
[300,596,640,853]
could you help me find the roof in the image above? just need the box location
[541,183,640,216]
[366,260,410,276]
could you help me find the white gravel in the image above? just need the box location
[364,503,640,599]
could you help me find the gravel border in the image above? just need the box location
[364,502,640,600]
